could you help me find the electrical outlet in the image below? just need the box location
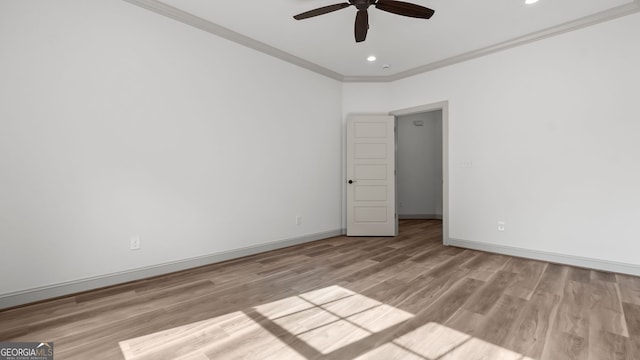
[130,236,141,250]
[497,221,506,232]
[296,215,303,226]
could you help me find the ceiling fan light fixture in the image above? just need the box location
[293,0,435,43]
[367,55,377,62]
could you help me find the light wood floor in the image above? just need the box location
[2,220,640,359]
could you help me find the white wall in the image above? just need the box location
[346,13,640,272]
[0,0,343,303]
[391,12,640,267]
[397,111,443,217]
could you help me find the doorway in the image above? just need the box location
[391,102,449,243]
[396,110,443,220]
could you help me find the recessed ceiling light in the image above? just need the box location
[525,0,539,4]
[367,55,377,62]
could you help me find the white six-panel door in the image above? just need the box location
[346,114,397,236]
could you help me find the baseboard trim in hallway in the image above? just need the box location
[0,228,345,310]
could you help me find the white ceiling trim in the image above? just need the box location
[124,0,640,83]
[346,2,640,82]
[123,0,344,81]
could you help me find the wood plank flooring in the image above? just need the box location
[2,219,640,359]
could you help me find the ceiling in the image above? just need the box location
[127,0,639,81]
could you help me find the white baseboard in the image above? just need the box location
[0,229,344,310]
[447,237,640,277]
[399,214,443,220]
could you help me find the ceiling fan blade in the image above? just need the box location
[354,10,369,42]
[293,3,351,20]
[375,0,435,19]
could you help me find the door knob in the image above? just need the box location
[348,180,354,184]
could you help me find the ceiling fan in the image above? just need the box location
[293,0,435,43]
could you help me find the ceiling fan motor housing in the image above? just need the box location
[352,0,375,10]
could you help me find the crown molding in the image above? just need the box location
[122,0,344,81]
[124,0,640,84]
[346,2,640,82]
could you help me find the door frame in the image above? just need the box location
[389,101,449,244]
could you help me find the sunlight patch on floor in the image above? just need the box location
[119,285,533,359]
[254,285,414,354]
[119,285,414,359]
[119,311,305,360]
[355,322,536,360]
